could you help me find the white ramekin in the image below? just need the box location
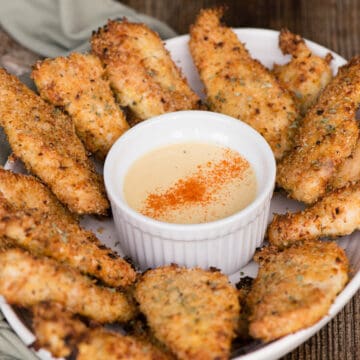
[104,110,275,274]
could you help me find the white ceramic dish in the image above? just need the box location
[104,110,276,274]
[1,29,359,360]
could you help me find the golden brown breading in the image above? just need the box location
[0,68,109,215]
[32,53,129,160]
[0,248,136,323]
[0,194,136,288]
[134,265,239,360]
[0,236,14,250]
[268,182,360,247]
[248,241,348,342]
[91,20,201,121]
[125,317,175,359]
[330,137,360,188]
[33,302,170,360]
[0,167,76,224]
[77,328,171,360]
[276,57,360,204]
[33,302,88,358]
[189,8,298,160]
[273,28,333,115]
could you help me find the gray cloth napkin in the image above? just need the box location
[0,0,177,57]
[0,1,176,357]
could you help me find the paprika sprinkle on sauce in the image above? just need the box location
[123,142,257,224]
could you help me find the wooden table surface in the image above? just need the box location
[0,0,359,359]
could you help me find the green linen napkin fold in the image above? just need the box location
[0,0,177,57]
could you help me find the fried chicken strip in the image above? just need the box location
[0,236,14,250]
[330,137,360,189]
[248,241,348,342]
[0,167,76,224]
[33,302,171,359]
[0,194,136,288]
[91,20,201,121]
[273,28,333,115]
[189,8,298,160]
[32,53,129,160]
[134,265,239,360]
[268,182,360,247]
[0,248,136,323]
[0,68,109,215]
[77,328,171,360]
[124,317,175,359]
[276,57,360,203]
[33,302,88,358]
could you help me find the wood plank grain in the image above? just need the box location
[122,0,360,59]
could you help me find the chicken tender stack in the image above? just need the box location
[134,265,239,360]
[0,193,136,288]
[0,10,355,358]
[32,53,129,160]
[91,20,201,123]
[32,302,170,359]
[273,28,333,115]
[189,8,299,160]
[0,248,136,323]
[0,68,109,215]
[248,241,348,342]
[276,57,360,204]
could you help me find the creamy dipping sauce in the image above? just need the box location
[123,142,257,224]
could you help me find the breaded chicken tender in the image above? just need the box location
[330,138,360,188]
[0,248,136,323]
[0,168,76,224]
[0,237,14,250]
[189,8,298,160]
[273,29,333,115]
[33,302,88,358]
[134,265,239,360]
[276,57,360,203]
[91,20,201,121]
[124,317,175,359]
[248,241,348,342]
[0,68,109,215]
[77,328,171,360]
[32,53,129,159]
[0,194,136,288]
[33,302,171,359]
[268,182,360,247]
